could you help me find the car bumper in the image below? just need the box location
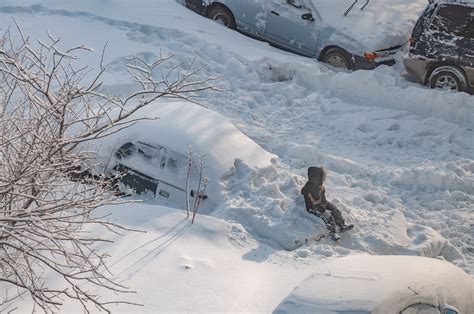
[354,55,396,70]
[353,46,401,70]
[404,55,430,84]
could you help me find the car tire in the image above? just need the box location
[208,6,236,30]
[429,66,467,92]
[322,48,354,70]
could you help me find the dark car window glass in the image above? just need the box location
[413,4,437,37]
[116,142,136,159]
[165,151,187,174]
[430,5,472,38]
[468,11,474,39]
[287,0,304,9]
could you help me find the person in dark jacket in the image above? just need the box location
[301,166,353,241]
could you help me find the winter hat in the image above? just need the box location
[307,166,326,185]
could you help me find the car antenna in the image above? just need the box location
[344,0,370,16]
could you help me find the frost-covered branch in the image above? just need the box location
[0,24,213,313]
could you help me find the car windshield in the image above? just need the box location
[429,4,473,38]
[116,142,191,187]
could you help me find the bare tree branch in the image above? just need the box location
[0,24,214,313]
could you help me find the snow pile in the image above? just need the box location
[7,203,316,313]
[214,159,464,262]
[254,57,474,129]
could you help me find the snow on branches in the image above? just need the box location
[0,23,213,313]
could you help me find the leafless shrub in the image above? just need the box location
[0,23,213,313]
[191,155,208,224]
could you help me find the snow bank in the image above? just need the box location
[255,57,474,129]
[24,203,314,313]
[213,159,464,264]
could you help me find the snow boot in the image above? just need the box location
[330,232,341,242]
[340,224,354,233]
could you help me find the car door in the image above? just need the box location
[214,0,267,36]
[114,142,190,209]
[424,4,469,62]
[459,7,474,86]
[264,0,319,57]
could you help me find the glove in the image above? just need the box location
[319,210,332,221]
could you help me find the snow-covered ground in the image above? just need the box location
[1,0,473,312]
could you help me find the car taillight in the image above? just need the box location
[364,52,378,60]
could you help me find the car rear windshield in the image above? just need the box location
[429,4,474,39]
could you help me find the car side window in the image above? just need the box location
[286,0,304,9]
[467,9,474,39]
[164,151,187,174]
[285,0,312,12]
[430,5,472,38]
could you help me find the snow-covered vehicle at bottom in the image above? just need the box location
[185,0,427,70]
[274,254,474,314]
[94,101,275,211]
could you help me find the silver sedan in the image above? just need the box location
[185,0,400,70]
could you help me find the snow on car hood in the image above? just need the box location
[308,0,428,52]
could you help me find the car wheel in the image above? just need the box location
[322,48,353,70]
[429,66,467,92]
[208,6,236,30]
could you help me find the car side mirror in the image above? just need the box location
[302,13,314,21]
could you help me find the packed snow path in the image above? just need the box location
[0,1,472,275]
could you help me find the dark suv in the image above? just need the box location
[404,0,474,93]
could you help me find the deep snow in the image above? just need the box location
[0,0,473,312]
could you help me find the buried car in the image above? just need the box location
[404,0,474,93]
[185,0,427,70]
[274,254,474,314]
[112,141,204,209]
[93,101,275,211]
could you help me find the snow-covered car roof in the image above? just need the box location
[307,0,428,52]
[92,101,275,203]
[275,254,474,313]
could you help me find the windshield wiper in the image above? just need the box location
[361,0,370,10]
[344,0,370,16]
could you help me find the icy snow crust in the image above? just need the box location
[1,0,473,311]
